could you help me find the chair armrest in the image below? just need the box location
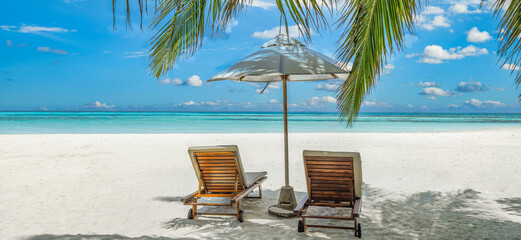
[231,176,267,203]
[352,199,362,217]
[294,194,309,215]
[181,191,198,204]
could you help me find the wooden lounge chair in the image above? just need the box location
[181,145,267,222]
[294,150,363,238]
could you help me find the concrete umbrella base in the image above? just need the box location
[268,186,297,218]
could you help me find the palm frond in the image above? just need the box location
[148,0,247,78]
[275,0,334,41]
[493,0,521,89]
[335,0,418,126]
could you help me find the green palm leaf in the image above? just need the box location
[492,0,521,99]
[335,0,418,126]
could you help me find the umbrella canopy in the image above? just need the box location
[208,33,350,82]
[208,33,350,212]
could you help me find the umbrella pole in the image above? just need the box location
[272,75,297,215]
[283,77,289,187]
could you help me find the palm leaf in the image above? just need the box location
[148,0,247,78]
[275,0,333,41]
[335,0,418,126]
[492,0,521,99]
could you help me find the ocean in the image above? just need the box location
[1,112,520,134]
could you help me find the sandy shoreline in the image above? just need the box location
[1,129,521,239]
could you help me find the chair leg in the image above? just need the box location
[236,200,242,221]
[258,185,262,199]
[192,199,198,219]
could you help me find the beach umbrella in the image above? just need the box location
[208,33,350,214]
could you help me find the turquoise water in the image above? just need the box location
[0,112,520,134]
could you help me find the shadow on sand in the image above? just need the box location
[27,187,521,239]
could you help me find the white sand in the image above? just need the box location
[1,129,521,239]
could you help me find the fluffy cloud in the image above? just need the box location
[419,87,457,97]
[362,99,393,108]
[450,3,482,14]
[381,64,395,75]
[80,101,115,109]
[1,25,74,33]
[412,45,488,64]
[501,63,521,71]
[315,80,342,92]
[466,27,492,43]
[416,15,451,30]
[177,100,223,107]
[417,81,440,87]
[268,82,281,89]
[301,96,337,106]
[422,6,444,15]
[159,78,183,86]
[37,46,69,55]
[158,75,203,87]
[186,75,203,87]
[462,98,505,108]
[252,25,314,39]
[249,0,276,10]
[455,80,488,92]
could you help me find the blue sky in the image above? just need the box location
[1,0,520,112]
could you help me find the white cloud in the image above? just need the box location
[423,6,445,15]
[159,78,183,86]
[252,25,313,39]
[268,82,281,89]
[502,63,521,71]
[381,64,395,75]
[249,0,276,10]
[1,25,73,33]
[419,87,457,97]
[450,3,482,14]
[426,96,437,100]
[301,96,337,106]
[37,46,69,55]
[463,98,505,108]
[256,88,270,94]
[269,99,279,104]
[225,20,239,33]
[361,99,393,108]
[80,101,115,109]
[316,80,342,91]
[1,25,15,31]
[455,80,488,92]
[447,104,460,109]
[466,27,492,43]
[417,81,440,87]
[177,100,223,107]
[417,45,488,64]
[186,75,203,87]
[123,51,147,58]
[416,15,451,30]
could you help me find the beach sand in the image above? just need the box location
[1,129,521,239]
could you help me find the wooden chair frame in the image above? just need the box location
[294,151,362,237]
[181,176,266,221]
[181,147,267,222]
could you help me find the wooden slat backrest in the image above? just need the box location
[194,151,244,193]
[304,155,355,203]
